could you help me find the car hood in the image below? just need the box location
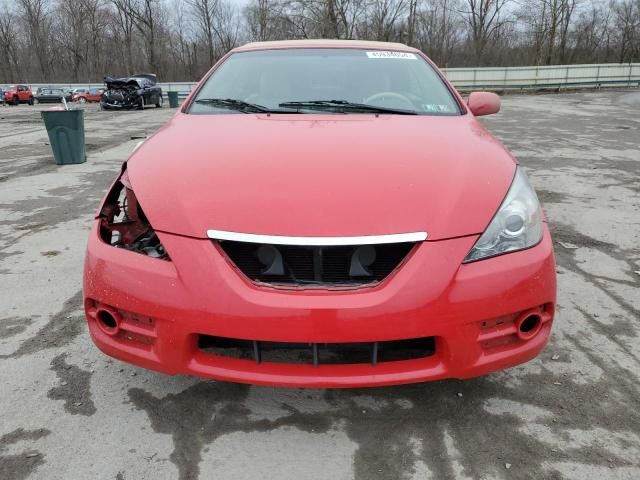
[127,113,516,241]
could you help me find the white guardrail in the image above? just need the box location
[28,63,640,98]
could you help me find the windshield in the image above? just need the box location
[189,48,461,115]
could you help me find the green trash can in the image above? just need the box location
[41,109,86,165]
[168,91,179,108]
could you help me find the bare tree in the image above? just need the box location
[83,0,111,81]
[460,0,511,64]
[334,0,370,39]
[572,2,613,63]
[416,0,463,66]
[212,1,241,54]
[19,0,53,78]
[111,0,165,72]
[557,0,578,62]
[187,0,219,64]
[0,0,637,82]
[0,3,22,82]
[613,0,640,62]
[370,0,409,41]
[112,0,138,73]
[245,0,291,40]
[56,0,93,81]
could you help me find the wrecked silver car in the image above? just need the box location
[101,73,163,110]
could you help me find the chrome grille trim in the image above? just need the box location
[206,229,427,246]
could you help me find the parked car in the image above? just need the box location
[73,87,104,103]
[101,73,163,110]
[3,84,33,105]
[34,87,73,104]
[84,40,556,388]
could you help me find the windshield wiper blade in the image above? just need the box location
[278,100,418,115]
[194,98,280,113]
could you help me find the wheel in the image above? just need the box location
[79,97,87,104]
[138,96,145,110]
[12,96,19,106]
[155,95,163,108]
[28,96,34,105]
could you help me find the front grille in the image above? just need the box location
[217,241,415,286]
[198,335,436,366]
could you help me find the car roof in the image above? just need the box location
[234,39,418,53]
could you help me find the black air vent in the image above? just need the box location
[198,335,436,366]
[216,241,415,286]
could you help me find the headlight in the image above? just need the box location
[464,167,542,262]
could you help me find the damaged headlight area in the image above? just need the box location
[464,167,543,263]
[101,86,144,108]
[98,168,170,260]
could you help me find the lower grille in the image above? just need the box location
[216,241,415,286]
[198,335,436,367]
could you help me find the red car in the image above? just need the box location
[84,40,556,388]
[3,84,34,105]
[72,88,104,103]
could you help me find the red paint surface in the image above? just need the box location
[467,92,501,117]
[129,112,515,241]
[3,85,33,103]
[84,41,556,387]
[73,91,103,103]
[84,221,556,387]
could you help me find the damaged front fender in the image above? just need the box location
[97,166,170,260]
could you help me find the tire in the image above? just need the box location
[138,96,144,110]
[13,96,19,106]
[28,96,34,105]
[79,97,87,104]
[155,95,163,108]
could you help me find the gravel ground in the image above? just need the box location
[0,92,639,480]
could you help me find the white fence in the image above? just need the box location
[28,62,640,98]
[444,63,640,91]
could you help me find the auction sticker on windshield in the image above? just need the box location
[366,51,417,60]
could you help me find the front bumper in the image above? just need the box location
[83,222,556,387]
[100,100,140,110]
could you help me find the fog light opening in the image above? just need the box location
[96,307,120,335]
[516,313,541,340]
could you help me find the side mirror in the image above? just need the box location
[467,92,500,116]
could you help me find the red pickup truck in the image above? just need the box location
[3,85,34,105]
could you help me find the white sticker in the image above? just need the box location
[422,104,454,113]
[366,51,417,60]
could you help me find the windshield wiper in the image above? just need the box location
[278,100,418,115]
[194,98,288,114]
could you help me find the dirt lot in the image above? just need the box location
[0,92,639,480]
